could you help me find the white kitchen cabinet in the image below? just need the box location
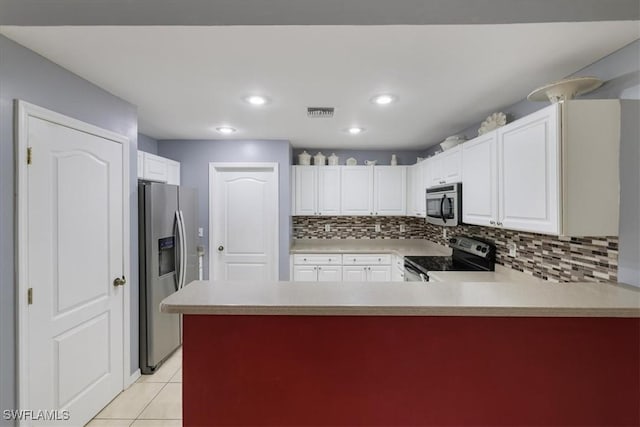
[292,254,342,282]
[294,166,318,215]
[462,133,498,227]
[368,265,392,281]
[341,166,374,216]
[460,100,620,236]
[413,161,427,217]
[167,159,180,185]
[143,152,168,182]
[342,266,369,282]
[137,151,144,179]
[293,265,318,282]
[317,265,343,282]
[498,106,560,234]
[138,151,181,184]
[429,146,461,186]
[294,166,341,215]
[318,166,342,215]
[374,166,407,216]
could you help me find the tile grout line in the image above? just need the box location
[134,379,171,422]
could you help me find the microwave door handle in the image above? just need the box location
[440,195,447,224]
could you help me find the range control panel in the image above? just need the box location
[448,236,494,259]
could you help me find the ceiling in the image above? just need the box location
[1,23,638,149]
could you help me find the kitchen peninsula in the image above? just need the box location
[162,280,640,427]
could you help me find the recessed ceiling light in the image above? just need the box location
[216,126,237,134]
[372,94,396,105]
[245,95,268,106]
[347,127,364,135]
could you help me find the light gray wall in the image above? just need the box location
[0,35,139,423]
[292,149,429,166]
[158,139,292,280]
[138,133,159,154]
[1,0,638,25]
[438,40,640,286]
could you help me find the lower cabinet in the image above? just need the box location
[293,265,343,282]
[292,253,399,282]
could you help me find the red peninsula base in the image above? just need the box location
[182,315,640,426]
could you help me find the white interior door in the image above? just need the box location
[22,111,126,426]
[210,163,279,281]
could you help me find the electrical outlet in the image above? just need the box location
[198,227,204,237]
[375,224,381,232]
[399,224,406,233]
[442,228,448,239]
[324,224,331,232]
[507,242,518,257]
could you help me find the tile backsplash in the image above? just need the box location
[292,216,618,283]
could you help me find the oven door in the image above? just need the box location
[404,263,428,282]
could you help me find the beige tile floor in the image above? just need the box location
[86,347,183,427]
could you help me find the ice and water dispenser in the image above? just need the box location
[158,236,176,276]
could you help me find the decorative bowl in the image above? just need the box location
[440,135,466,151]
[527,76,603,103]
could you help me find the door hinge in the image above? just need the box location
[27,288,33,305]
[27,147,32,165]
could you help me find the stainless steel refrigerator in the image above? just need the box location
[138,182,198,374]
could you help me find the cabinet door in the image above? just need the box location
[137,151,144,179]
[414,161,427,216]
[498,107,560,234]
[374,166,407,216]
[318,166,341,215]
[368,266,391,281]
[462,134,498,226]
[293,265,318,282]
[317,265,343,282]
[143,152,168,182]
[342,266,368,282]
[427,157,442,187]
[341,166,374,216]
[440,146,462,183]
[294,166,318,215]
[167,160,180,185]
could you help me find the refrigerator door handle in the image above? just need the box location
[174,210,182,291]
[178,210,187,289]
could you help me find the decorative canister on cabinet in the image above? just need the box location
[328,153,339,166]
[314,152,326,166]
[390,154,398,166]
[298,150,311,165]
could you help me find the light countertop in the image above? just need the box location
[427,265,549,284]
[161,279,640,318]
[290,238,451,256]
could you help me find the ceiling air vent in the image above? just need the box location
[307,107,334,118]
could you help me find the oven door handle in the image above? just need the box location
[440,195,447,224]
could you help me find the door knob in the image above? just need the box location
[218,245,224,252]
[113,276,126,287]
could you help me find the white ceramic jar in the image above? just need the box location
[314,152,326,166]
[298,150,311,165]
[328,153,339,166]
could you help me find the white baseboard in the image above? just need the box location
[126,369,141,388]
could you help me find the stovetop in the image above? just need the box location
[405,237,496,275]
[405,256,484,275]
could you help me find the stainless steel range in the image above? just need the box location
[404,236,496,282]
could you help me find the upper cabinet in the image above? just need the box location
[293,165,406,216]
[406,161,427,217]
[294,166,341,215]
[429,145,461,186]
[341,166,374,215]
[462,100,620,236]
[373,166,407,216]
[138,151,180,185]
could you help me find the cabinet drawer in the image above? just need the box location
[293,254,342,265]
[342,254,391,265]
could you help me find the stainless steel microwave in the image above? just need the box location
[425,183,462,226]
